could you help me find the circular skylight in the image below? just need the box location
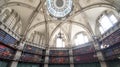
[56,0,64,7]
[47,0,73,18]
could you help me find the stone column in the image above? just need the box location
[44,48,49,67]
[69,48,74,67]
[10,42,25,67]
[93,38,107,67]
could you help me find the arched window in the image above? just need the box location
[74,33,88,46]
[32,31,41,45]
[98,12,118,34]
[56,32,65,47]
[0,9,11,22]
[56,38,65,47]
[14,21,22,34]
[0,9,20,31]
[5,10,17,29]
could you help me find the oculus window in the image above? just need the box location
[47,0,73,18]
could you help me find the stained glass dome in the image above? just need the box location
[47,0,73,18]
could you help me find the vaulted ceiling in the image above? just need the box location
[0,0,119,46]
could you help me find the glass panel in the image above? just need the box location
[84,36,88,43]
[56,38,64,47]
[99,15,113,32]
[74,33,88,46]
[109,15,118,24]
[47,0,72,18]
[99,26,104,34]
[99,13,119,34]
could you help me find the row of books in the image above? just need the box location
[49,50,69,56]
[103,43,120,60]
[23,44,45,55]
[74,53,98,63]
[102,29,120,48]
[73,45,95,55]
[0,43,15,60]
[21,45,45,63]
[49,57,69,63]
[0,29,17,48]
[20,53,44,63]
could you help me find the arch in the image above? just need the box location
[0,2,36,10]
[67,3,117,21]
[27,20,93,45]
[27,20,69,45]
[95,9,119,35]
[72,31,90,46]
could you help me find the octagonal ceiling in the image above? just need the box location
[0,0,119,47]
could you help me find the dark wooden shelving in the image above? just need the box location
[19,52,44,63]
[49,50,69,64]
[23,44,45,55]
[0,29,18,49]
[0,43,16,60]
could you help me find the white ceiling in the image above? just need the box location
[0,0,118,46]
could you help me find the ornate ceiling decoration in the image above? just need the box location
[47,0,73,18]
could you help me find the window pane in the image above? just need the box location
[99,15,113,31]
[47,0,72,18]
[109,15,118,24]
[75,33,88,46]
[56,38,64,47]
[62,41,65,47]
[99,26,104,34]
[84,36,88,43]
